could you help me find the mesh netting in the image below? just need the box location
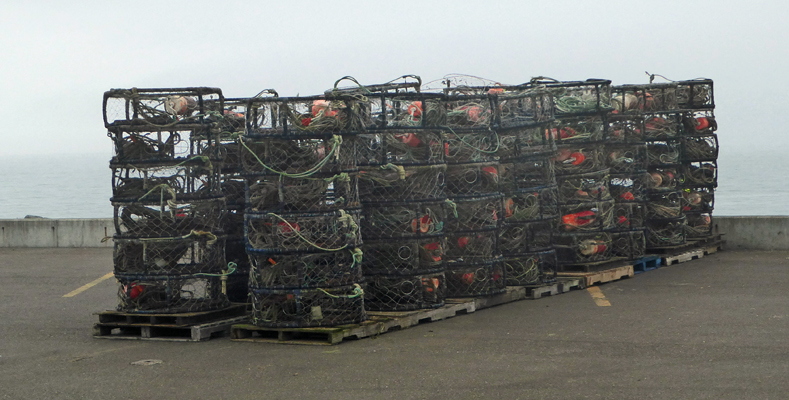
[225,238,250,303]
[604,144,648,174]
[681,134,719,162]
[646,140,681,166]
[645,168,679,191]
[682,187,715,213]
[499,219,554,254]
[221,176,246,210]
[113,198,225,238]
[643,114,682,140]
[554,231,614,265]
[220,209,245,238]
[109,129,219,163]
[646,217,687,248]
[239,136,356,175]
[444,129,499,163]
[103,87,223,129]
[557,170,611,203]
[245,210,361,253]
[610,173,649,203]
[246,173,360,213]
[247,249,362,289]
[610,230,646,260]
[497,126,555,159]
[445,94,496,129]
[445,194,502,232]
[681,110,717,135]
[249,284,366,328]
[497,88,554,128]
[607,115,645,143]
[367,93,448,129]
[685,213,713,239]
[612,83,678,114]
[445,260,506,297]
[499,155,556,191]
[646,190,683,219]
[551,115,607,145]
[612,202,646,230]
[361,200,446,240]
[558,200,615,232]
[676,79,714,110]
[115,274,231,313]
[110,160,221,202]
[113,235,225,275]
[215,140,242,173]
[364,272,446,311]
[245,95,370,137]
[445,162,500,196]
[529,79,613,116]
[554,145,604,176]
[682,161,717,187]
[360,237,445,275]
[504,249,558,286]
[502,185,559,222]
[358,163,446,202]
[355,130,444,166]
[445,230,499,264]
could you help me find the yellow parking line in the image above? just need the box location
[587,286,611,307]
[63,272,114,298]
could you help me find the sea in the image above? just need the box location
[0,148,783,219]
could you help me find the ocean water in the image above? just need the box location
[0,148,784,219]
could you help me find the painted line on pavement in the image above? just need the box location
[63,272,114,298]
[587,286,611,307]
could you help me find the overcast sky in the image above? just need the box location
[1,0,786,157]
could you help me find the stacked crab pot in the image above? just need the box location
[103,87,233,313]
[240,94,367,327]
[676,80,717,240]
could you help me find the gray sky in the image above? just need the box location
[1,0,786,157]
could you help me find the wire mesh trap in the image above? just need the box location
[225,239,251,303]
[502,185,559,222]
[646,140,681,167]
[245,173,360,213]
[550,115,608,145]
[609,230,646,260]
[497,125,555,160]
[604,144,647,174]
[364,272,446,311]
[445,162,500,196]
[607,115,646,143]
[681,110,717,135]
[113,235,225,275]
[366,93,448,129]
[527,78,613,116]
[355,130,444,166]
[612,83,678,114]
[496,88,555,128]
[443,129,500,164]
[444,94,496,129]
[499,219,554,254]
[609,173,649,203]
[445,260,506,298]
[103,87,224,129]
[645,168,679,191]
[684,212,713,239]
[554,231,614,265]
[682,187,715,213]
[557,169,612,203]
[681,134,719,162]
[504,249,558,286]
[646,190,684,219]
[245,95,370,137]
[445,230,499,265]
[357,163,446,202]
[115,273,231,313]
[109,129,220,164]
[221,176,246,211]
[558,200,615,232]
[646,217,687,248]
[445,194,503,232]
[247,248,362,290]
[239,136,356,176]
[676,79,715,110]
[642,114,682,140]
[245,210,361,253]
[113,197,225,238]
[682,161,717,188]
[611,201,646,230]
[249,284,366,328]
[360,236,446,275]
[553,145,605,176]
[110,160,221,202]
[498,155,556,192]
[360,200,447,240]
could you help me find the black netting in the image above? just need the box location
[497,126,555,159]
[682,187,715,213]
[355,130,444,166]
[646,191,683,219]
[445,260,506,297]
[647,140,681,166]
[499,156,556,191]
[610,174,649,202]
[497,88,554,128]
[504,249,558,286]
[529,79,613,116]
[499,219,554,254]
[445,230,499,264]
[554,232,614,265]
[361,237,445,275]
[115,274,230,313]
[612,83,678,113]
[681,110,717,135]
[215,140,242,173]
[246,173,359,213]
[557,170,611,203]
[643,114,682,140]
[364,272,446,311]
[358,163,446,202]
[445,162,500,196]
[110,161,221,202]
[682,161,717,187]
[221,176,246,210]
[445,194,502,232]
[445,94,496,129]
[247,249,362,289]
[113,236,225,275]
[554,145,604,176]
[612,202,646,230]
[676,79,714,110]
[605,144,648,174]
[502,186,559,222]
[681,134,719,162]
[551,115,607,145]
[558,200,615,232]
[645,168,679,191]
[607,115,645,143]
[444,129,499,163]
[103,87,223,129]
[245,95,369,137]
[610,230,646,260]
[685,213,713,239]
[366,93,448,129]
[109,129,220,163]
[646,217,687,248]
[249,284,366,328]
[361,200,446,240]
[113,198,225,238]
[225,239,250,303]
[239,136,356,175]
[245,210,361,253]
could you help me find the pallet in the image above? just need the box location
[468,286,528,309]
[94,315,249,342]
[632,255,662,274]
[95,304,248,326]
[662,249,705,266]
[648,234,725,254]
[557,258,628,273]
[557,265,634,287]
[557,277,585,292]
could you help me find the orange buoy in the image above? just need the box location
[124,283,145,300]
[422,277,440,293]
[457,236,470,248]
[422,242,442,262]
[165,96,197,116]
[397,133,422,147]
[617,216,628,225]
[504,198,514,218]
[579,240,607,256]
[411,215,432,233]
[562,210,596,229]
[569,152,585,165]
[620,192,635,201]
[482,166,498,181]
[487,88,504,95]
[649,172,663,187]
[407,101,423,118]
[277,221,300,234]
[461,273,475,285]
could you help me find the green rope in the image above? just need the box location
[381,163,406,180]
[317,283,364,299]
[239,135,343,178]
[445,126,500,154]
[444,199,458,218]
[194,262,238,277]
[266,212,351,252]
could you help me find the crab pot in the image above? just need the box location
[239,136,356,176]
[554,145,604,176]
[612,202,646,230]
[604,144,648,174]
[646,190,684,219]
[646,216,687,249]
[249,284,366,328]
[355,129,444,166]
[364,272,446,311]
[244,209,361,253]
[361,236,446,275]
[609,173,649,203]
[497,125,555,160]
[115,273,230,313]
[682,161,718,188]
[610,230,646,260]
[496,88,554,128]
[357,163,446,203]
[245,94,370,137]
[554,231,613,265]
[445,194,503,232]
[445,259,506,297]
[676,79,715,110]
[109,128,220,164]
[215,139,242,174]
[552,115,607,145]
[499,154,556,191]
[209,96,251,133]
[360,200,447,240]
[612,83,678,114]
[499,219,554,254]
[685,212,714,239]
[245,173,359,213]
[445,162,500,196]
[645,168,679,191]
[103,87,223,129]
[642,113,682,140]
[607,114,646,143]
[502,185,559,222]
[443,129,500,164]
[646,140,681,167]
[443,93,496,129]
[247,248,362,290]
[445,229,499,264]
[365,92,448,129]
[681,134,719,162]
[113,236,225,276]
[220,209,245,239]
[681,187,715,213]
[221,175,246,211]
[681,110,717,135]
[557,200,615,232]
[557,170,611,203]
[528,79,613,116]
[504,249,558,286]
[110,160,221,202]
[113,197,225,238]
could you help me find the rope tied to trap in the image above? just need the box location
[380,163,406,180]
[317,283,364,299]
[239,134,344,179]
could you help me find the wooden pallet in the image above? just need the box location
[94,315,249,341]
[557,264,634,287]
[662,249,705,266]
[95,304,248,326]
[557,277,585,292]
[632,255,662,274]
